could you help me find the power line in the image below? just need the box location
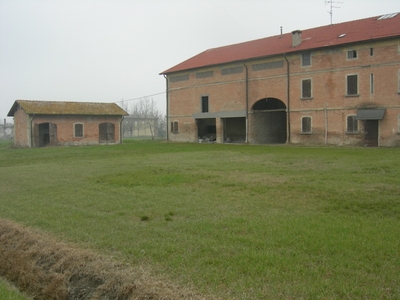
[115,92,165,104]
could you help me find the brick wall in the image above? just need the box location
[167,37,400,146]
[13,112,123,147]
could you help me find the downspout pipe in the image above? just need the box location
[243,63,249,143]
[120,116,124,144]
[284,54,291,144]
[163,74,169,141]
[30,114,35,148]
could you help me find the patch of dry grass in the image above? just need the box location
[0,219,216,300]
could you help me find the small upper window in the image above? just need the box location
[74,123,83,138]
[347,50,357,59]
[370,48,374,56]
[301,53,311,66]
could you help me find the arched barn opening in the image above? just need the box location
[250,98,287,144]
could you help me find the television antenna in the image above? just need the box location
[325,1,343,25]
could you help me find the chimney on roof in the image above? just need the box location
[292,30,302,47]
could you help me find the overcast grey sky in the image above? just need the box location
[1,0,399,122]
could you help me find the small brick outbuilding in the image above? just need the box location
[7,100,128,147]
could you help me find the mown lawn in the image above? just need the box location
[0,140,399,299]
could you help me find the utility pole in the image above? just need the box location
[325,1,343,25]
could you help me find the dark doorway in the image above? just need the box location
[197,118,216,142]
[223,117,246,143]
[364,120,379,147]
[36,123,57,147]
[251,98,287,144]
[99,122,115,143]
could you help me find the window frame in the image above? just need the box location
[301,78,313,99]
[346,115,359,134]
[201,95,209,113]
[398,69,400,93]
[370,73,374,94]
[346,74,359,96]
[398,115,400,133]
[301,52,311,66]
[171,121,179,134]
[301,116,312,134]
[347,50,358,59]
[74,123,84,138]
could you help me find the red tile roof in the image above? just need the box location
[161,13,400,74]
[8,100,128,116]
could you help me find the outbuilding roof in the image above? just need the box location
[7,100,128,117]
[161,12,400,74]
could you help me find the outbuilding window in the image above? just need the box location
[301,116,312,133]
[74,123,83,137]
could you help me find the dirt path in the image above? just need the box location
[0,219,215,300]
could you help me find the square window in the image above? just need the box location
[302,53,311,66]
[302,79,312,98]
[347,74,358,95]
[201,96,209,113]
[347,50,357,59]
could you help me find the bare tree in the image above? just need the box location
[122,97,164,139]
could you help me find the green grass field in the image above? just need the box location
[0,140,399,299]
[0,278,29,300]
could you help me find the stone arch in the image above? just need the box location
[250,98,287,144]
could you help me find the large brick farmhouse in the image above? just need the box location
[161,13,400,147]
[8,100,128,147]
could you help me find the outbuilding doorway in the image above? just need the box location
[250,98,287,144]
[99,122,115,143]
[36,122,57,147]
